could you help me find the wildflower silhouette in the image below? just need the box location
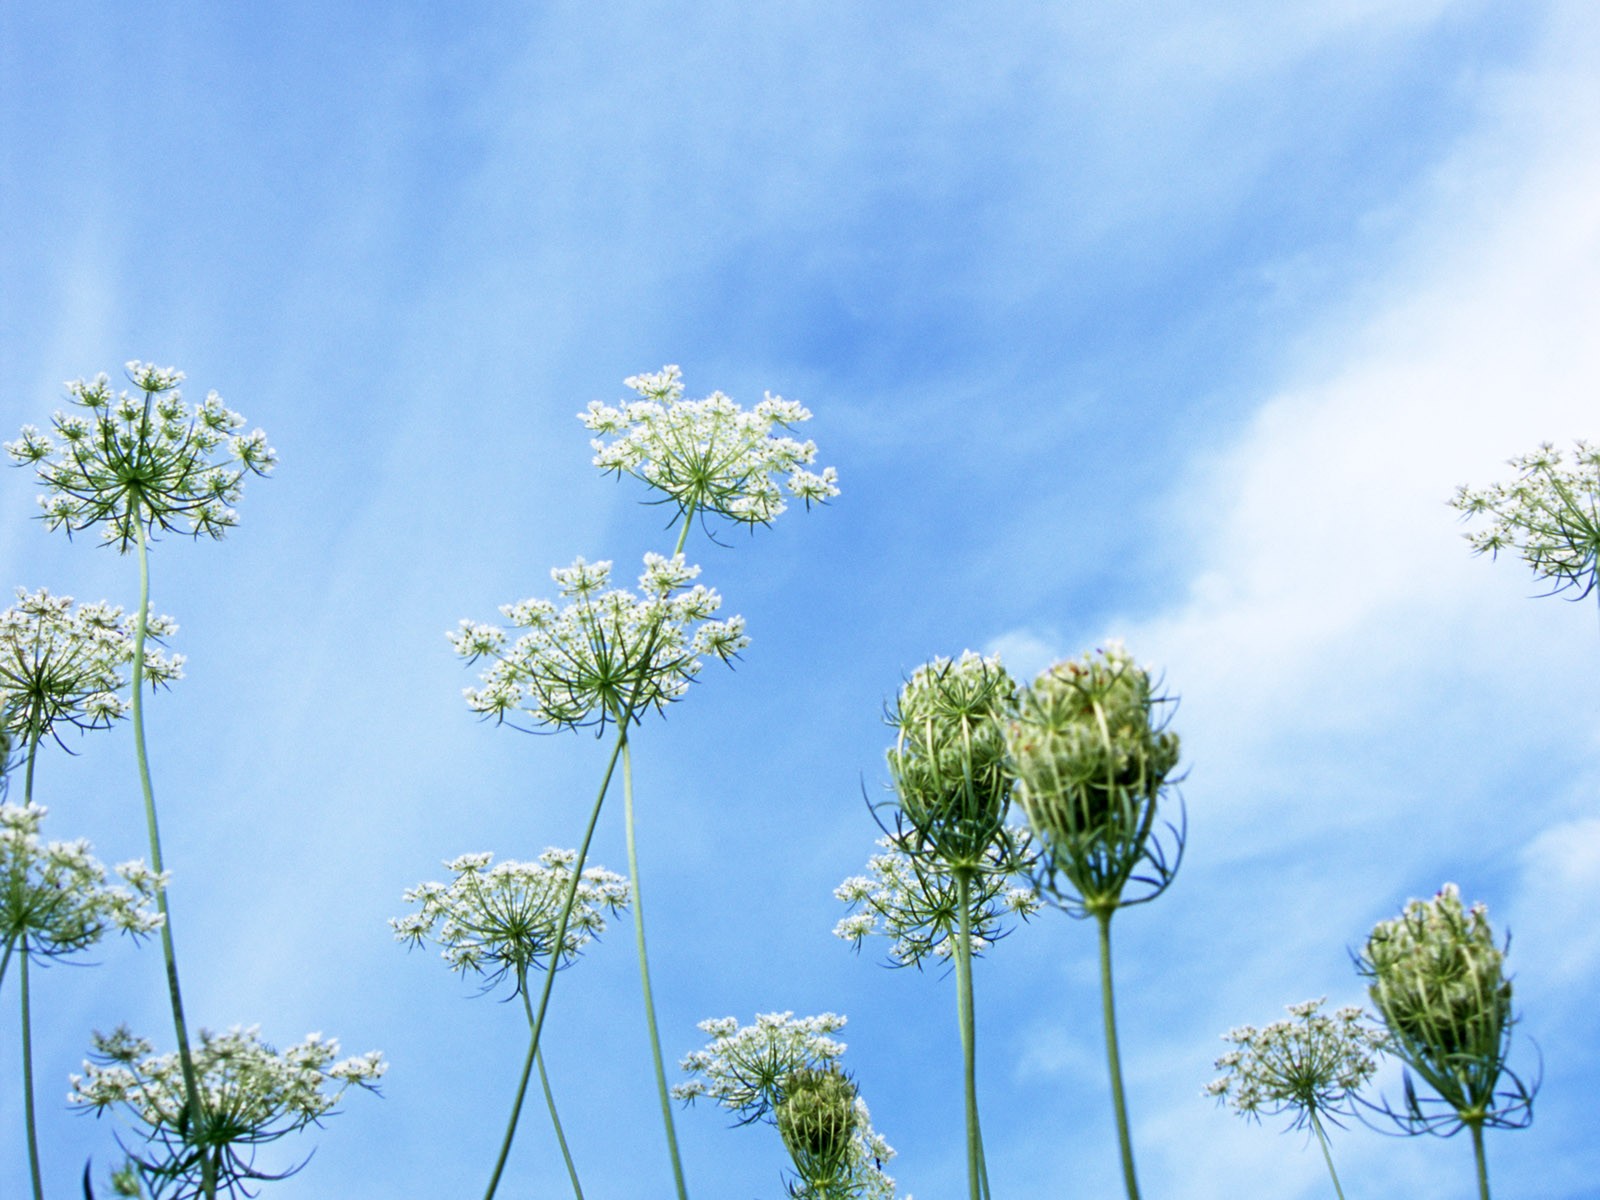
[395,849,629,1198]
[454,367,835,1200]
[1208,998,1387,1199]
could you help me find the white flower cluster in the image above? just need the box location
[1207,998,1386,1128]
[71,1023,384,1193]
[0,588,182,740]
[675,1012,900,1199]
[5,362,275,549]
[1452,440,1600,599]
[580,365,839,526]
[673,1011,849,1120]
[393,848,629,987]
[450,553,749,730]
[1,802,164,961]
[834,835,1040,967]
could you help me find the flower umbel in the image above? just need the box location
[451,553,748,732]
[676,1014,898,1199]
[1207,998,1387,1129]
[834,833,1040,968]
[1451,440,1600,601]
[1,802,163,968]
[886,651,1018,866]
[71,1023,385,1200]
[0,588,182,744]
[580,365,839,528]
[1005,642,1183,912]
[1356,883,1535,1138]
[674,1011,849,1124]
[392,848,629,991]
[6,363,276,550]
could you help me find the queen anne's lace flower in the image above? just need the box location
[70,1023,384,1199]
[580,365,839,527]
[676,1013,900,1199]
[1,802,164,963]
[6,362,275,549]
[674,1011,849,1122]
[1452,440,1600,601]
[1207,998,1386,1128]
[1005,642,1183,912]
[887,652,1017,865]
[1356,883,1535,1139]
[392,848,629,991]
[450,553,748,731]
[0,588,182,742]
[834,834,1039,967]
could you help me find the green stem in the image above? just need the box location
[1470,1120,1491,1200]
[1095,910,1141,1200]
[481,733,627,1200]
[528,978,586,1200]
[623,739,690,1200]
[22,715,40,808]
[1308,1109,1346,1200]
[478,502,698,1200]
[20,940,44,1200]
[131,516,204,1142]
[953,870,990,1200]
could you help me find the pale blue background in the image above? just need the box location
[3,3,1599,1197]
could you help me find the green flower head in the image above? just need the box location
[1357,884,1535,1136]
[1005,642,1183,912]
[886,651,1017,864]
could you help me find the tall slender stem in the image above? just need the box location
[479,502,698,1199]
[623,739,690,1200]
[20,939,44,1200]
[523,980,585,1200]
[953,870,989,1200]
[1095,910,1141,1200]
[1470,1120,1491,1200]
[130,515,204,1145]
[482,733,626,1200]
[1308,1109,1346,1200]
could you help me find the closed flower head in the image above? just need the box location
[887,651,1016,863]
[777,1067,859,1187]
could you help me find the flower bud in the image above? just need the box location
[1005,643,1179,849]
[777,1067,859,1183]
[887,652,1016,861]
[1361,884,1511,1065]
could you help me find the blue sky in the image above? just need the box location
[3,3,1599,1197]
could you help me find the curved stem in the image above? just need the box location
[623,738,690,1200]
[131,516,204,1138]
[20,940,44,1200]
[1470,1120,1491,1200]
[1095,910,1141,1200]
[526,976,586,1200]
[953,869,989,1200]
[1308,1109,1346,1200]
